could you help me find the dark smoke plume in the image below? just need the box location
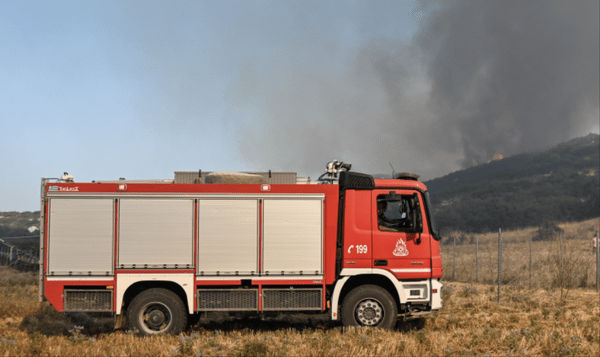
[416,0,599,168]
[225,0,599,179]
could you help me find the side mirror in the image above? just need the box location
[409,195,423,234]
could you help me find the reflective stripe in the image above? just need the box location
[47,277,114,281]
[391,268,432,273]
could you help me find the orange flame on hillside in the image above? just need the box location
[487,153,504,163]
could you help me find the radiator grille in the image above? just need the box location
[64,289,113,312]
[262,289,322,311]
[197,289,258,311]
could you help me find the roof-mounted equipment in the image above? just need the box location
[61,172,74,182]
[318,160,352,183]
[394,172,420,181]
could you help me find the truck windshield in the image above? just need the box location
[424,191,439,240]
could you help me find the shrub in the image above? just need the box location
[533,221,564,242]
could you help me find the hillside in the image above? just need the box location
[424,133,600,233]
[0,211,40,238]
[3,134,599,237]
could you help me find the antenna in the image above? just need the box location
[389,163,397,179]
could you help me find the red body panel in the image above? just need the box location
[44,279,115,311]
[196,280,242,286]
[342,190,372,269]
[374,179,428,191]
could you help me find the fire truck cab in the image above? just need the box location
[39,162,442,335]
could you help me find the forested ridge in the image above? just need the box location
[424,134,600,233]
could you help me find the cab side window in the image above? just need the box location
[376,194,415,233]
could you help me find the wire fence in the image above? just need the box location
[0,237,39,272]
[442,230,600,299]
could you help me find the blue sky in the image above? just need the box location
[1,1,598,212]
[0,1,418,211]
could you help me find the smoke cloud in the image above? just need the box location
[225,0,599,179]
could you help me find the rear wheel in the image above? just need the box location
[341,285,397,329]
[127,288,187,336]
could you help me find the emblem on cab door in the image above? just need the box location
[393,238,409,257]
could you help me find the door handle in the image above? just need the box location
[374,260,388,266]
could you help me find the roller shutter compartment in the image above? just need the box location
[48,199,114,276]
[118,199,194,269]
[263,199,323,275]
[197,199,258,275]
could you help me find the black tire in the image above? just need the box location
[341,285,398,329]
[127,288,187,336]
[187,313,201,328]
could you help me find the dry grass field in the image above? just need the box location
[441,218,600,290]
[0,219,599,356]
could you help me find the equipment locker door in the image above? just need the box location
[371,190,431,280]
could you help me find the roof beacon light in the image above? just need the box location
[61,172,74,182]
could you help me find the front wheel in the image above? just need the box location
[127,288,187,336]
[341,285,397,329]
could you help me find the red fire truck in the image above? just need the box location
[39,161,442,335]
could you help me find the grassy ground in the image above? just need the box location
[1,267,599,356]
[0,219,599,356]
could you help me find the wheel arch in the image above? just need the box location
[122,281,188,313]
[331,269,404,320]
[116,274,194,314]
[341,275,400,307]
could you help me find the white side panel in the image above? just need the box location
[198,200,258,275]
[337,268,435,305]
[263,199,323,274]
[48,199,114,275]
[330,276,350,320]
[118,199,193,268]
[431,279,443,310]
[116,273,194,314]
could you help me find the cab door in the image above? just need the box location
[371,189,431,280]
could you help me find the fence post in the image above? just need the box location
[529,236,532,289]
[453,236,456,281]
[476,236,479,283]
[498,228,502,303]
[596,231,600,292]
[559,232,564,289]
